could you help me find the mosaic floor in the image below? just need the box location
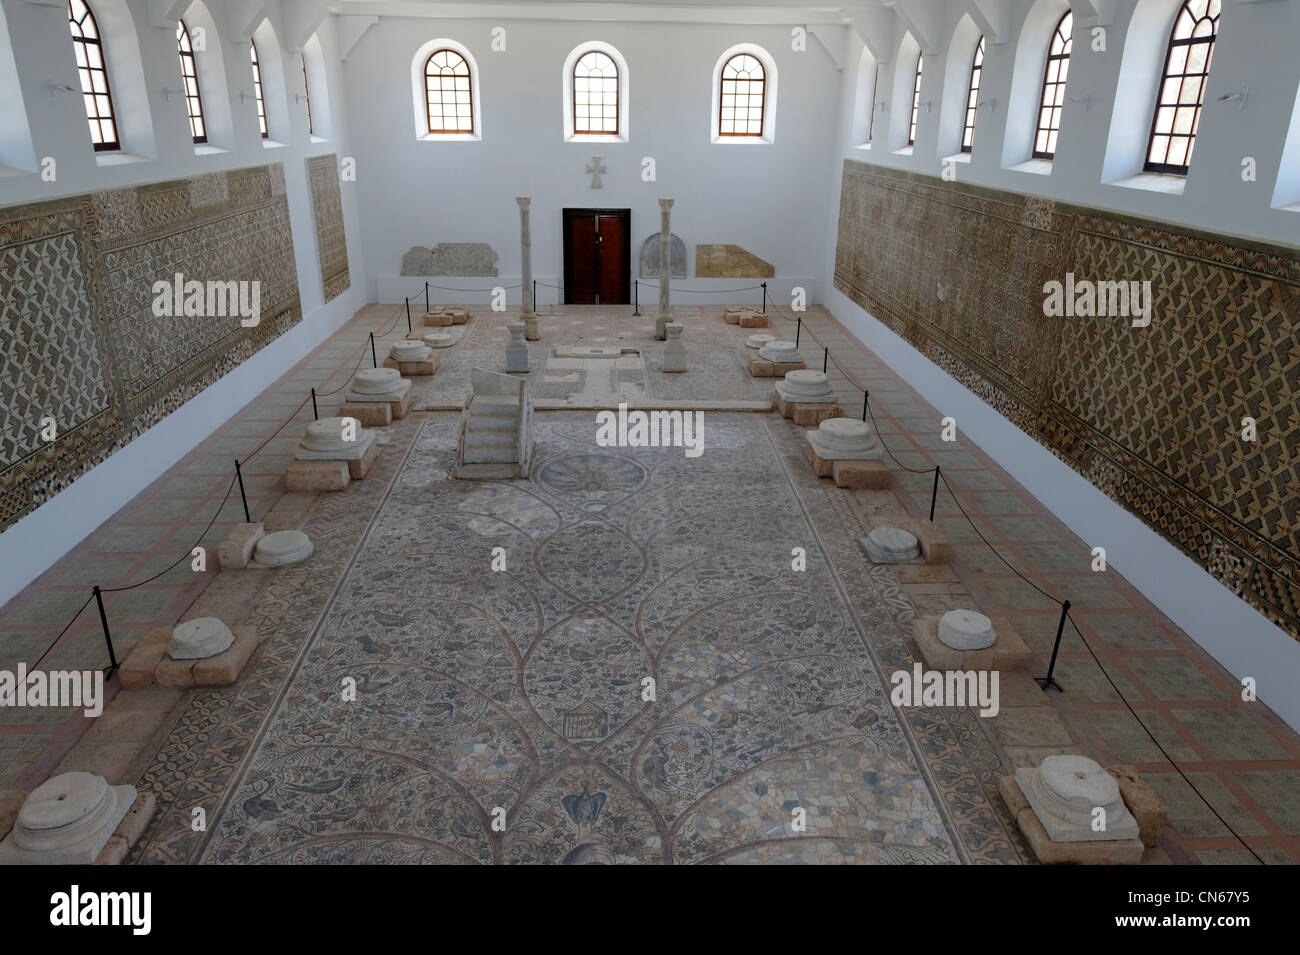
[4,303,1299,864]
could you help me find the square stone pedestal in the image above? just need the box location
[423,311,453,327]
[95,790,157,865]
[339,400,391,427]
[998,776,1145,865]
[873,514,951,564]
[120,625,259,690]
[218,521,264,570]
[384,356,440,377]
[340,387,414,426]
[747,353,806,378]
[285,458,349,492]
[912,615,1031,670]
[739,312,769,328]
[803,441,891,489]
[284,440,379,492]
[773,390,842,427]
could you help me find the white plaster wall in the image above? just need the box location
[820,1,1300,730]
[0,1,366,606]
[342,16,840,302]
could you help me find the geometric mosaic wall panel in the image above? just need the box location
[834,160,1300,641]
[0,163,301,531]
[307,154,349,303]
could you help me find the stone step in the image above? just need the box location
[464,443,522,464]
[467,414,519,432]
[465,430,519,448]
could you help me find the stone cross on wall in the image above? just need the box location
[586,156,607,189]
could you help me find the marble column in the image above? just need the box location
[655,198,674,340]
[517,197,538,340]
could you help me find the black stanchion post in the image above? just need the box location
[425,282,429,313]
[633,280,640,316]
[369,332,377,368]
[862,390,868,422]
[311,388,318,421]
[234,459,250,523]
[92,586,119,674]
[405,298,412,332]
[929,466,940,522]
[796,316,801,348]
[822,347,828,374]
[1036,600,1071,692]
[761,282,767,314]
[533,279,537,310]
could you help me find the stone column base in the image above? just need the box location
[999,776,1145,865]
[339,400,392,428]
[747,353,806,378]
[773,391,842,427]
[383,356,440,377]
[912,615,1030,670]
[120,625,259,690]
[739,312,769,328]
[285,459,350,492]
[423,311,454,327]
[883,514,950,563]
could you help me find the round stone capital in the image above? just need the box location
[746,333,775,349]
[18,772,108,833]
[937,609,996,650]
[352,367,402,395]
[865,526,920,562]
[169,616,235,660]
[1039,755,1121,812]
[255,529,314,567]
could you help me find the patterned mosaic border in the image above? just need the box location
[307,154,349,303]
[833,161,1300,640]
[0,164,301,531]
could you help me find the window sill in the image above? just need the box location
[892,146,915,156]
[711,135,773,146]
[194,144,227,156]
[1107,172,1186,195]
[417,132,480,143]
[94,151,149,167]
[565,133,627,144]
[1008,158,1053,176]
[942,152,972,165]
[309,135,330,144]
[262,139,287,149]
[854,143,872,151]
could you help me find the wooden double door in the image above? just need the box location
[563,208,630,305]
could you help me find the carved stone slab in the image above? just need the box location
[401,243,499,276]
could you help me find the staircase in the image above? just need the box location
[452,367,533,479]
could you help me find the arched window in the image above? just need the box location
[67,0,118,150]
[719,53,766,137]
[961,37,985,152]
[908,54,923,146]
[176,19,205,144]
[1033,11,1072,159]
[573,49,619,135]
[301,53,313,136]
[424,48,473,134]
[1145,0,1219,175]
[250,39,267,138]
